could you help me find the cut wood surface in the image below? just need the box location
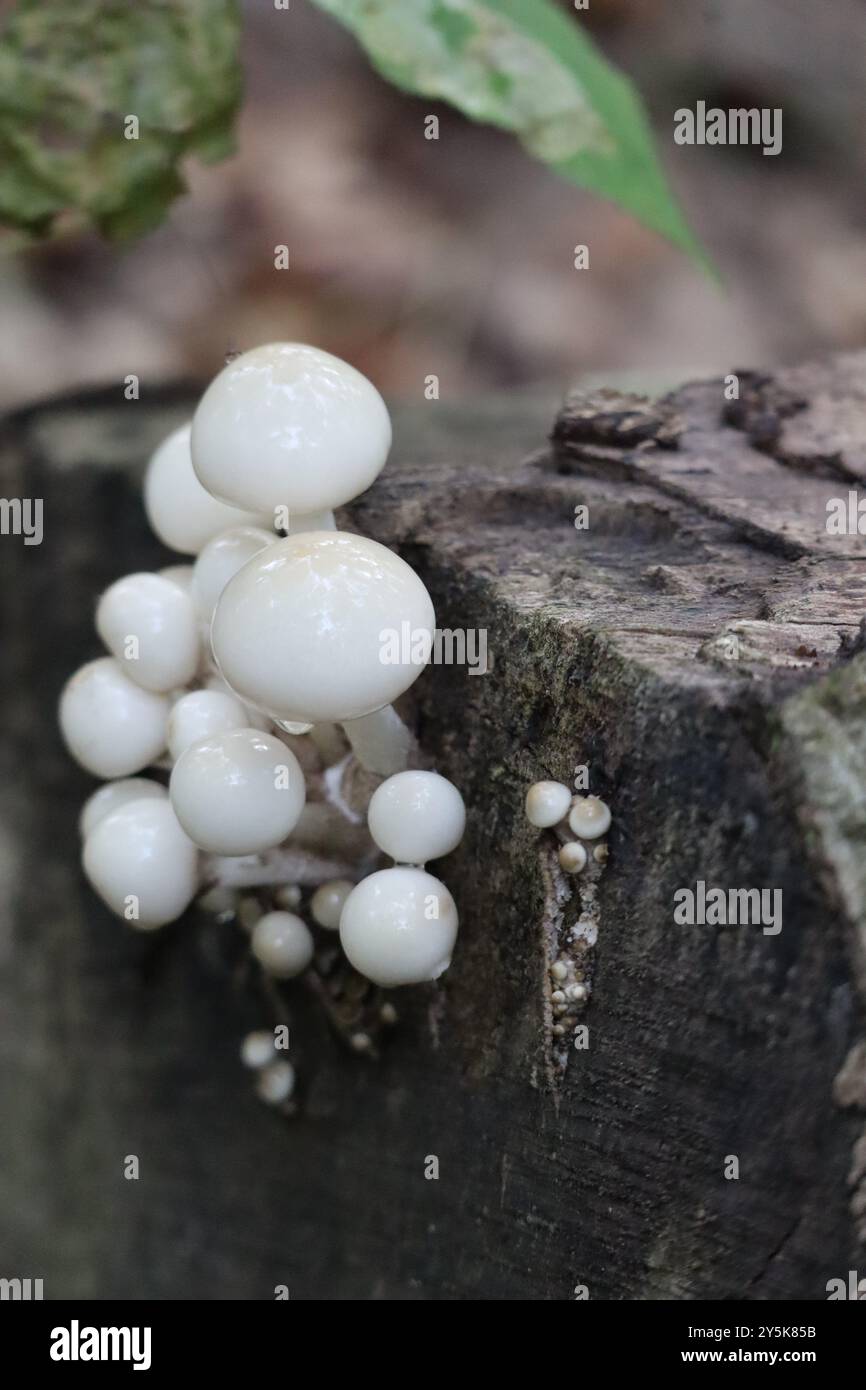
[1,355,866,1300]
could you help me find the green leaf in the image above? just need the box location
[0,0,242,240]
[309,0,710,270]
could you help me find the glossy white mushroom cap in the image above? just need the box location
[251,911,314,978]
[144,423,270,555]
[368,770,465,864]
[310,878,354,931]
[190,525,275,622]
[166,688,247,761]
[211,531,435,724]
[96,572,200,692]
[82,797,199,928]
[568,796,611,840]
[59,658,170,778]
[190,343,392,514]
[558,841,587,873]
[169,727,305,855]
[339,866,458,987]
[525,780,572,828]
[79,777,167,838]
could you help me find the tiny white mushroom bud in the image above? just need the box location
[167,688,247,761]
[240,1030,277,1070]
[144,422,270,556]
[310,878,354,931]
[550,961,568,982]
[96,572,200,692]
[251,911,314,979]
[191,343,392,514]
[256,1059,295,1105]
[79,777,167,838]
[551,989,566,1005]
[190,525,275,622]
[59,658,170,778]
[525,781,572,828]
[567,983,588,1003]
[211,531,434,725]
[568,796,611,840]
[169,728,305,855]
[82,798,199,928]
[339,866,458,988]
[558,841,588,874]
[273,883,302,911]
[367,770,466,864]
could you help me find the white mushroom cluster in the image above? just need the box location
[524,777,610,1042]
[524,779,611,871]
[59,344,467,1054]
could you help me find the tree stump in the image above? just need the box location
[2,355,866,1300]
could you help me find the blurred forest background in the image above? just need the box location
[1,0,864,410]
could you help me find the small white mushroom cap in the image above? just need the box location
[166,688,247,761]
[144,423,270,555]
[274,883,302,911]
[525,780,572,828]
[79,777,167,839]
[339,866,458,987]
[169,727,306,855]
[190,525,275,622]
[96,572,200,692]
[251,910,314,978]
[190,343,392,513]
[568,796,611,840]
[211,531,435,724]
[82,798,199,928]
[240,1030,276,1070]
[310,878,354,930]
[256,1059,295,1105]
[368,770,465,864]
[59,658,170,778]
[558,841,587,874]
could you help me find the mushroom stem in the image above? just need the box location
[341,704,416,776]
[308,721,349,766]
[288,509,336,533]
[205,845,355,890]
[290,801,375,862]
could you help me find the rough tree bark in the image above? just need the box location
[1,353,866,1300]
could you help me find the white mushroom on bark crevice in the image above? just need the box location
[523,778,612,1082]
